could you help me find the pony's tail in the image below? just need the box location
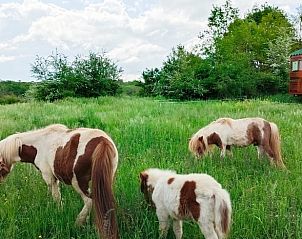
[91,138,119,239]
[213,188,232,239]
[269,123,286,169]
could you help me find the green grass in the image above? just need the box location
[0,96,301,239]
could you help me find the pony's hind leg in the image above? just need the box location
[261,143,275,165]
[198,202,218,239]
[173,220,183,239]
[198,220,218,239]
[72,179,92,226]
[76,194,92,226]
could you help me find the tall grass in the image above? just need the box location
[0,97,301,239]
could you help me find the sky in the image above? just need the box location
[0,0,300,82]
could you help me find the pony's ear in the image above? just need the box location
[140,172,148,181]
[198,136,203,142]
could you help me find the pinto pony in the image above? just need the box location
[140,168,232,239]
[0,124,119,239]
[189,117,286,168]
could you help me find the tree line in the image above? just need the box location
[1,1,302,102]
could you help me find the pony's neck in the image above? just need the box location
[147,169,176,187]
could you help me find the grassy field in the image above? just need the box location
[0,97,301,239]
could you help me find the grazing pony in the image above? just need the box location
[189,117,286,168]
[0,124,119,239]
[140,168,232,239]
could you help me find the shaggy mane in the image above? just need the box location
[0,135,22,166]
[214,118,233,127]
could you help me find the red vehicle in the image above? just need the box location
[289,49,302,95]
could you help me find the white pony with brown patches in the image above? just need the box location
[189,117,286,168]
[0,124,119,239]
[140,168,232,239]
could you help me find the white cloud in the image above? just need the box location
[0,0,300,81]
[0,55,16,63]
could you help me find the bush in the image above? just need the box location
[0,95,23,104]
[30,51,122,101]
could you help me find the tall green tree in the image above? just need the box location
[141,68,160,96]
[211,4,295,95]
[154,46,207,100]
[198,0,239,56]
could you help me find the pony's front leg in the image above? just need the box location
[41,173,61,204]
[257,146,264,159]
[226,145,233,157]
[220,145,226,158]
[51,177,61,204]
[157,209,170,239]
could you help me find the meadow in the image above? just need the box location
[0,97,301,239]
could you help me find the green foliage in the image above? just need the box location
[208,0,239,40]
[0,97,301,238]
[30,52,121,101]
[0,80,31,96]
[0,80,32,104]
[0,95,22,104]
[142,68,160,96]
[142,46,208,100]
[142,2,297,100]
[118,80,143,96]
[199,0,239,56]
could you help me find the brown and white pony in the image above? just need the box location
[140,168,232,239]
[189,117,286,168]
[0,124,119,239]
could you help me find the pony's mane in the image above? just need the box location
[213,118,233,127]
[0,134,22,167]
[16,124,69,137]
[145,168,176,181]
[35,124,69,133]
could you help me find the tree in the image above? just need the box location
[141,68,161,96]
[211,4,295,95]
[197,0,239,56]
[72,53,121,97]
[150,46,208,100]
[30,51,122,101]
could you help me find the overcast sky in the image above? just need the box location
[0,0,300,82]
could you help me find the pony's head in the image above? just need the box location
[139,171,154,207]
[0,156,11,182]
[139,168,176,207]
[189,135,208,157]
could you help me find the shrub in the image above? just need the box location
[30,51,122,101]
